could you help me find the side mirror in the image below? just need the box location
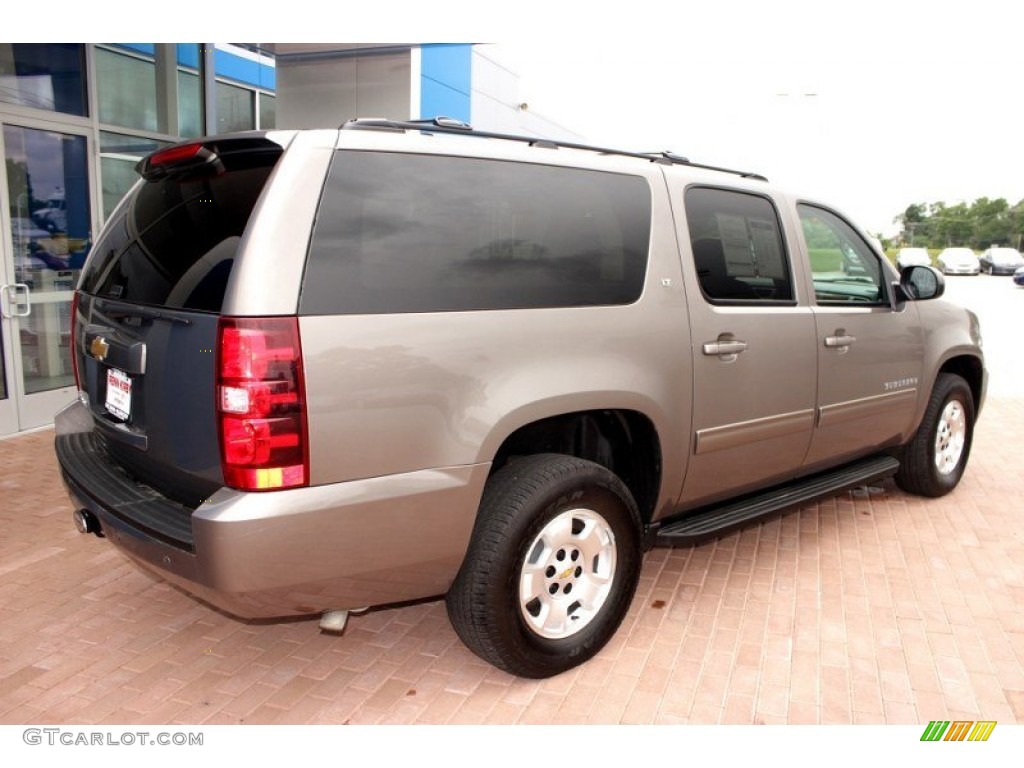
[896,265,945,302]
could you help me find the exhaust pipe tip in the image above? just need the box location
[73,509,101,535]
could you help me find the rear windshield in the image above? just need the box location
[300,151,652,314]
[80,144,281,311]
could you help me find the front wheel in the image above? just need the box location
[446,454,643,678]
[895,373,975,497]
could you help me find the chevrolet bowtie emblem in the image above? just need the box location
[90,336,110,361]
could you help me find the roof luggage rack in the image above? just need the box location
[342,117,768,182]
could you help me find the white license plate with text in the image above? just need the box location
[105,368,132,421]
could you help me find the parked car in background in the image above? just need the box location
[896,247,932,270]
[1013,266,1024,286]
[936,247,981,276]
[32,193,68,234]
[979,246,1024,275]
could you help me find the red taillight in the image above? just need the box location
[216,317,309,491]
[70,291,81,390]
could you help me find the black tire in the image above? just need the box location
[446,454,643,678]
[895,373,975,497]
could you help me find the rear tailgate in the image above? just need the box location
[71,134,289,511]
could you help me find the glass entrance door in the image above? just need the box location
[1,123,92,433]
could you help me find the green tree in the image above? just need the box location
[892,197,1023,250]
[894,203,930,245]
[932,201,972,248]
[1009,199,1024,250]
[970,197,1010,249]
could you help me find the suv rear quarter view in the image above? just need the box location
[56,119,985,678]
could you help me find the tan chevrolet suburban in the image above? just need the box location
[55,118,985,678]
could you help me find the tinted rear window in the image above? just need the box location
[684,186,794,303]
[300,151,652,314]
[81,146,280,311]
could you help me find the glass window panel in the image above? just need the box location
[177,70,203,138]
[684,187,794,303]
[95,47,158,132]
[99,132,170,219]
[798,204,887,304]
[216,81,254,133]
[83,144,282,311]
[302,152,651,314]
[259,93,275,129]
[0,43,87,116]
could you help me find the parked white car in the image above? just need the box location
[936,248,980,275]
[896,247,931,270]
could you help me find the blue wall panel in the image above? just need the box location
[177,44,200,68]
[420,43,471,123]
[214,48,276,91]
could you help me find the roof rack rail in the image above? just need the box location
[341,117,768,182]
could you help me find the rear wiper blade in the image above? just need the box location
[104,306,193,326]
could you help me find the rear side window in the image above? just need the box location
[300,151,652,314]
[81,145,280,311]
[684,187,794,303]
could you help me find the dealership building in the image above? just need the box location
[0,42,572,436]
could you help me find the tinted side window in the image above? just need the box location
[81,149,280,311]
[684,187,793,303]
[798,204,886,304]
[300,151,652,314]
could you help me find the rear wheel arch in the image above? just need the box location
[487,409,663,525]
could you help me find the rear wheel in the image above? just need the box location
[895,373,975,497]
[446,454,643,678]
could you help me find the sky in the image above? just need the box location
[480,4,1024,237]
[30,0,1024,238]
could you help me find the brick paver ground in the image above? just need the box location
[1,398,1022,725]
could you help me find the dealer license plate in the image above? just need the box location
[105,368,132,421]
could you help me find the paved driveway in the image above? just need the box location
[1,276,1022,725]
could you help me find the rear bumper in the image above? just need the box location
[55,400,488,619]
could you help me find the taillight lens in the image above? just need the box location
[216,317,309,491]
[70,290,81,391]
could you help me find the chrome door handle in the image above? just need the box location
[0,283,31,318]
[702,340,748,356]
[824,334,856,348]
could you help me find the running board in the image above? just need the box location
[654,454,900,547]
